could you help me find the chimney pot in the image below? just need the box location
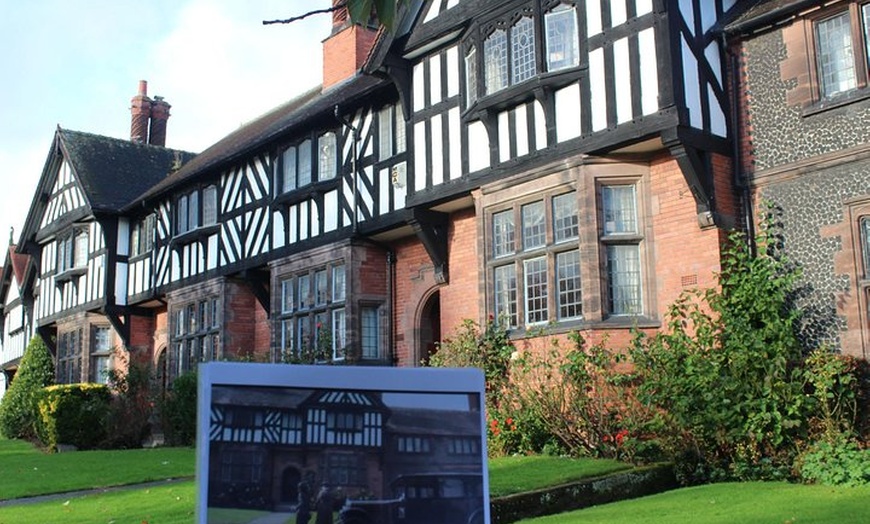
[130,80,152,143]
[148,97,171,147]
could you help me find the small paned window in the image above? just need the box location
[298,139,312,187]
[522,201,546,250]
[484,29,509,94]
[131,215,155,257]
[276,262,347,362]
[398,436,431,453]
[545,5,579,71]
[283,146,298,192]
[332,265,346,302]
[332,308,346,359]
[494,264,518,327]
[188,190,199,230]
[203,185,218,226]
[556,250,582,320]
[862,216,870,278]
[511,16,537,84]
[57,226,89,273]
[813,3,870,100]
[315,270,328,306]
[602,185,638,235]
[493,210,516,258]
[169,297,220,380]
[553,192,579,242]
[177,195,188,234]
[361,306,380,359]
[94,326,111,352]
[524,256,549,325]
[465,46,479,107]
[601,185,642,315]
[319,132,337,180]
[379,107,393,160]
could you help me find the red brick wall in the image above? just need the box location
[649,154,725,317]
[224,279,270,361]
[440,208,479,337]
[322,25,378,90]
[393,237,434,366]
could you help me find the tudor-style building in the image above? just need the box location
[1,0,749,398]
[726,0,870,359]
[0,243,33,395]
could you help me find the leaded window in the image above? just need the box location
[524,256,549,325]
[545,4,579,71]
[465,47,479,107]
[170,297,220,380]
[553,192,579,242]
[361,306,381,359]
[319,132,337,180]
[812,3,870,100]
[556,250,582,320]
[484,29,509,94]
[601,185,642,315]
[493,210,516,258]
[277,263,346,362]
[522,201,546,250]
[57,225,89,273]
[203,185,218,226]
[511,16,537,84]
[494,264,518,327]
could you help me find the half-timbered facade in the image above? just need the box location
[12,110,194,385]
[726,0,870,359]
[4,1,754,413]
[0,245,33,396]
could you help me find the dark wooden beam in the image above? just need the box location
[240,270,271,318]
[408,208,449,284]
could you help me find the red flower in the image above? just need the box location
[505,417,514,426]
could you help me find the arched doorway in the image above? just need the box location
[155,347,167,395]
[281,467,302,504]
[418,291,441,366]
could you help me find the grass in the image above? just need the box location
[0,438,195,500]
[488,455,631,497]
[0,481,197,524]
[2,438,869,523]
[519,481,870,524]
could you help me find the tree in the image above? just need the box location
[0,336,55,439]
[264,0,405,32]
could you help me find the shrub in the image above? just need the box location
[630,220,809,483]
[0,336,55,439]
[507,332,657,462]
[160,371,198,446]
[798,435,870,486]
[35,383,111,451]
[103,349,153,448]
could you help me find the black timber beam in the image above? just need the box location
[240,269,271,319]
[662,126,727,229]
[381,54,413,121]
[102,305,131,349]
[36,325,57,356]
[409,209,449,284]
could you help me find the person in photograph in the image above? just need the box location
[315,482,334,524]
[296,481,311,524]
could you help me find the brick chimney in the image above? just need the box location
[149,96,171,147]
[130,80,151,143]
[322,0,378,90]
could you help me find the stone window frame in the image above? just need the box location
[170,296,220,379]
[847,198,870,355]
[89,324,114,384]
[277,260,347,362]
[786,2,870,111]
[480,162,656,333]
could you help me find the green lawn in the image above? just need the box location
[2,439,868,524]
[519,481,870,524]
[0,438,194,500]
[488,455,631,497]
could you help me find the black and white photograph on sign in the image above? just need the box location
[196,362,489,524]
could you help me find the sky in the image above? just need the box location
[0,0,330,245]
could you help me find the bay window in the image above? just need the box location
[278,262,346,361]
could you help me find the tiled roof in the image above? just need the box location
[58,128,195,213]
[725,0,824,34]
[8,246,29,287]
[131,74,388,207]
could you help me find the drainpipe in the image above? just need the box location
[334,105,360,235]
[387,250,396,366]
[722,32,756,255]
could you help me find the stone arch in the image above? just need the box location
[414,285,442,367]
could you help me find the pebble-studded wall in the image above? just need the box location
[744,28,870,352]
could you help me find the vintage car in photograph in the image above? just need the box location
[338,472,484,524]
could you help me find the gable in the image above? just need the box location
[39,157,88,230]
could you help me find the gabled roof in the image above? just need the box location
[724,0,823,35]
[8,246,28,287]
[0,245,31,310]
[18,128,195,247]
[130,74,389,207]
[58,128,196,213]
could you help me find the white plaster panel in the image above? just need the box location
[467,120,490,172]
[590,49,607,131]
[448,107,462,180]
[639,28,659,115]
[515,104,529,157]
[614,37,632,124]
[430,114,444,186]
